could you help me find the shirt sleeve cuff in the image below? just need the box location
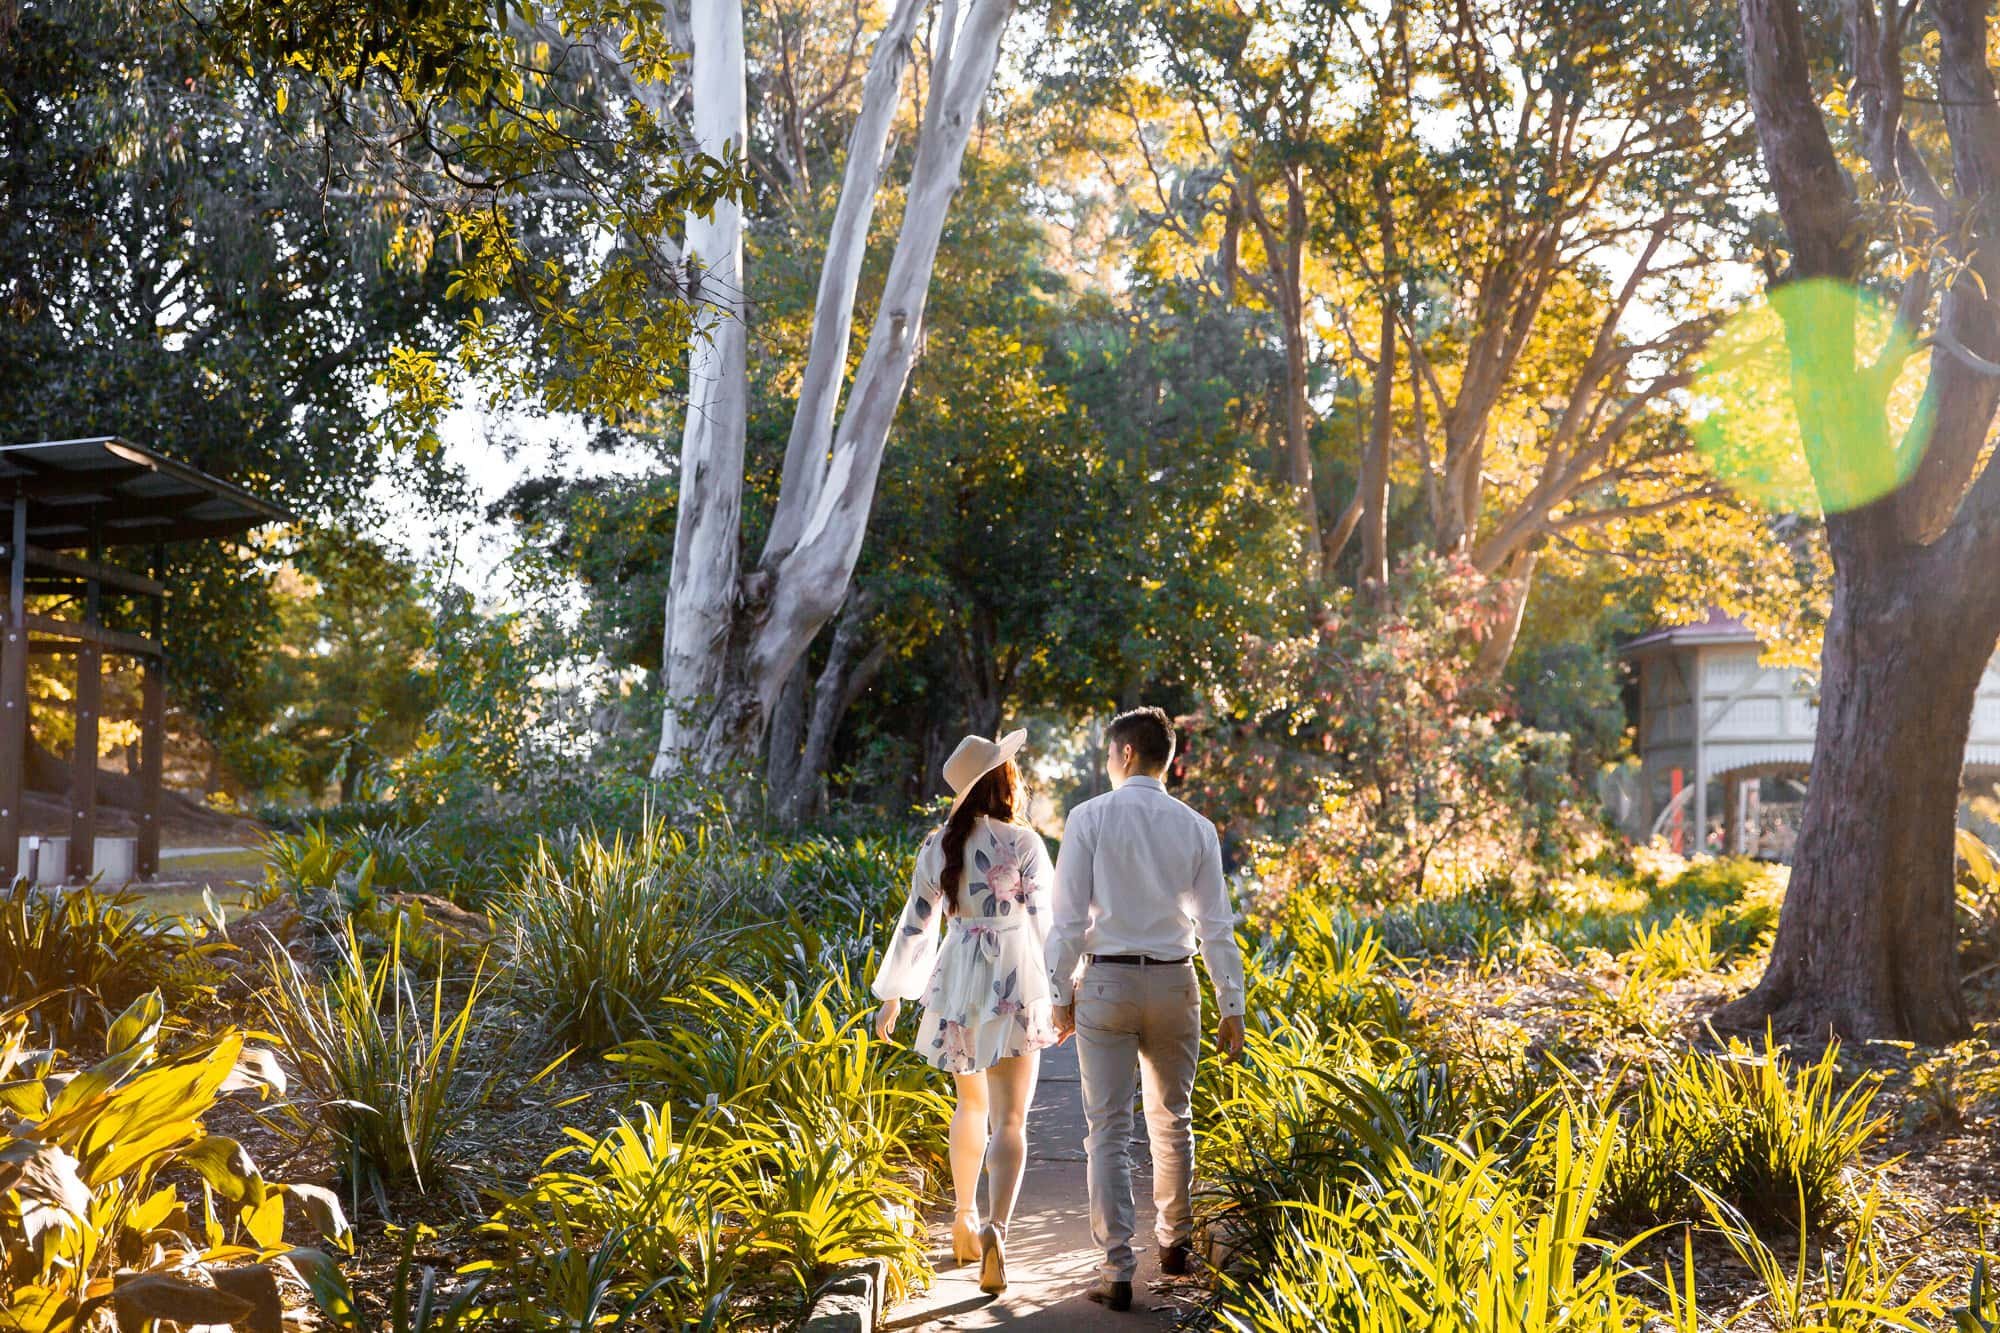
[1216,992,1246,1019]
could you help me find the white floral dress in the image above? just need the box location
[872,817,1060,1074]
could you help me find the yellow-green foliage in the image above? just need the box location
[479,974,945,1326]
[1217,1116,1657,1332]
[1238,902,1406,1037]
[1193,892,1967,1331]
[503,815,763,1050]
[1620,916,1721,979]
[0,880,162,1044]
[260,918,495,1207]
[1359,855,1784,971]
[1595,1032,1885,1237]
[0,992,347,1332]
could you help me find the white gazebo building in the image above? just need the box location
[1620,612,2000,857]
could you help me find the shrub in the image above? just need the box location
[1196,1022,1470,1276]
[261,918,496,1210]
[1620,916,1720,979]
[487,973,943,1325]
[1237,902,1407,1039]
[0,879,161,1043]
[1595,1032,1885,1237]
[481,1104,750,1330]
[1214,1113,1651,1333]
[1184,553,1589,904]
[502,813,769,1050]
[0,991,347,1333]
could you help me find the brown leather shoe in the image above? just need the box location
[1087,1279,1134,1311]
[1160,1241,1193,1276]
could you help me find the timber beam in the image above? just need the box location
[22,613,162,659]
[0,543,167,597]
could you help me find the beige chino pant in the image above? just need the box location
[1074,959,1200,1283]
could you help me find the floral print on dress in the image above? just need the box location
[871,818,1058,1075]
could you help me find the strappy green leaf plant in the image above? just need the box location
[260,917,497,1212]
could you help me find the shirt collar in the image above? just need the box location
[1120,775,1166,792]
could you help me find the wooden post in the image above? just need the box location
[0,498,25,885]
[137,659,162,879]
[1723,773,1744,856]
[67,525,101,882]
[1690,646,1709,855]
[137,551,163,880]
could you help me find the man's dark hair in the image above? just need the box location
[1107,706,1175,773]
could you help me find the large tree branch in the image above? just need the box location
[1738,0,1862,280]
[1893,0,2000,545]
[762,0,930,564]
[751,0,1015,700]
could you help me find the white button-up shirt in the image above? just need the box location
[1045,775,1247,1018]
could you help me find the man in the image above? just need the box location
[1047,706,1247,1312]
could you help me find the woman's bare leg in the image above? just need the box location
[950,1069,991,1221]
[982,1050,1041,1232]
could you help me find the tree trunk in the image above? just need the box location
[774,594,887,825]
[1258,175,1324,579]
[1472,548,1536,679]
[1720,544,1997,1043]
[339,743,363,804]
[1720,0,2000,1045]
[765,657,808,799]
[1359,304,1395,596]
[1358,173,1398,598]
[654,0,751,778]
[652,0,1018,780]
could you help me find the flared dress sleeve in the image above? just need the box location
[872,832,949,1001]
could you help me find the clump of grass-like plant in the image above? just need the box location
[487,970,942,1326]
[1595,1031,1885,1238]
[0,877,161,1042]
[1195,1019,1470,1277]
[1214,1113,1653,1332]
[503,813,763,1050]
[1240,903,1407,1038]
[262,917,495,1211]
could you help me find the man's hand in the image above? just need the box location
[1216,1013,1246,1063]
[873,998,902,1043]
[1052,1003,1076,1044]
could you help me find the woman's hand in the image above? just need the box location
[873,998,902,1042]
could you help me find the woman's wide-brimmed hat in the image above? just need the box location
[943,728,1027,816]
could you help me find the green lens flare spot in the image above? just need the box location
[1691,277,1933,516]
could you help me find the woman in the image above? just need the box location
[873,728,1058,1295]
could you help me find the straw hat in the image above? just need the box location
[943,728,1027,816]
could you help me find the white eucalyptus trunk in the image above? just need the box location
[653,0,750,778]
[652,0,1017,778]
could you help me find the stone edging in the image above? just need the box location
[799,1257,889,1333]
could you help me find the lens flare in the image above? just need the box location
[1691,278,1933,515]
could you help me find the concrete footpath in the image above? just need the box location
[884,1040,1194,1330]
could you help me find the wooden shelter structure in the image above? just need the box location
[0,437,289,884]
[1622,611,2000,855]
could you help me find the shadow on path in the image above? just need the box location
[885,1041,1196,1330]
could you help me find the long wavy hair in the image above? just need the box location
[939,758,1024,912]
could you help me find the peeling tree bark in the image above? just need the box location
[655,0,750,774]
[653,0,1017,780]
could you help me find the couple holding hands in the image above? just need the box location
[870,707,1247,1310]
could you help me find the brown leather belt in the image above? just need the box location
[1085,953,1193,966]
